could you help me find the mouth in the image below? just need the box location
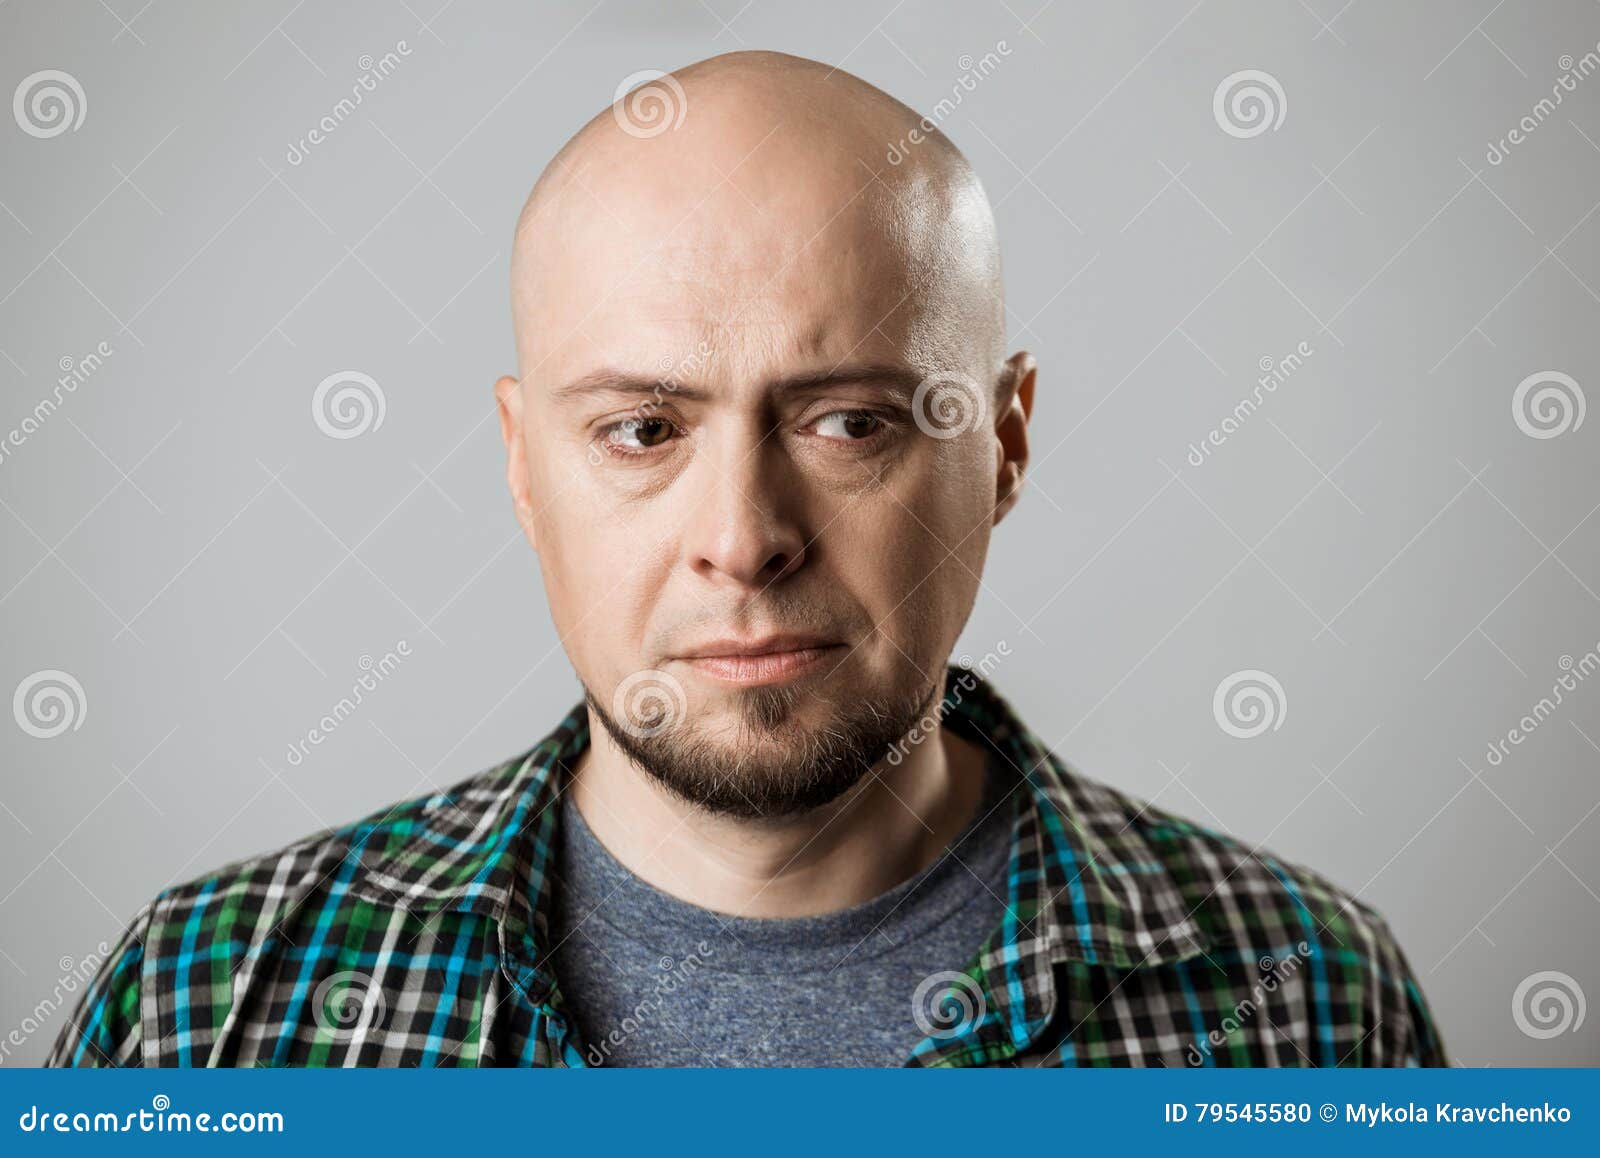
[674,636,846,687]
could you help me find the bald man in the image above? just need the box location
[52,52,1445,1068]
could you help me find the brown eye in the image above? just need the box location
[813,410,884,441]
[607,416,676,450]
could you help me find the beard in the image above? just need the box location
[582,670,940,820]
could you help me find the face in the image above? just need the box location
[498,130,1031,818]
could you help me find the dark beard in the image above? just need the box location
[582,673,940,820]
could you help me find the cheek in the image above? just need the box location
[831,443,992,631]
[532,493,669,668]
[887,436,995,557]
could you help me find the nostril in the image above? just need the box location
[760,547,803,583]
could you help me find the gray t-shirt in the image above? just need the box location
[544,756,1013,1067]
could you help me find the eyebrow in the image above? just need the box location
[547,362,926,405]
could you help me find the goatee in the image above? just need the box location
[583,674,940,820]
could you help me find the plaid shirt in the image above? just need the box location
[48,663,1447,1068]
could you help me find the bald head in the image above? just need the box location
[492,52,1035,820]
[509,50,1006,386]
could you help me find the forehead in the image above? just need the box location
[516,145,981,393]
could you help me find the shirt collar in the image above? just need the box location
[346,663,1211,1047]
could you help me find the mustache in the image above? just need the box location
[661,594,858,643]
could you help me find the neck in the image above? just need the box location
[566,709,988,919]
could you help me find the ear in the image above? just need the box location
[495,375,538,552]
[992,350,1035,527]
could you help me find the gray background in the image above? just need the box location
[2,0,1598,1067]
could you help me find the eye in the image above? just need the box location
[810,409,887,442]
[598,415,678,456]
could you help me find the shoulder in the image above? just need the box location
[1075,773,1448,1066]
[1126,787,1392,951]
[48,754,527,1068]
[142,776,446,956]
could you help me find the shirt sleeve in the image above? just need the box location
[45,905,151,1068]
[1393,938,1449,1067]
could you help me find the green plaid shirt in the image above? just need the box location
[48,663,1447,1067]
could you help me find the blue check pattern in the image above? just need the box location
[48,663,1447,1067]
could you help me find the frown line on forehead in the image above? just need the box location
[546,361,932,406]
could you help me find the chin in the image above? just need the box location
[585,664,938,820]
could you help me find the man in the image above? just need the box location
[50,51,1445,1068]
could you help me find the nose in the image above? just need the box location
[681,430,807,589]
